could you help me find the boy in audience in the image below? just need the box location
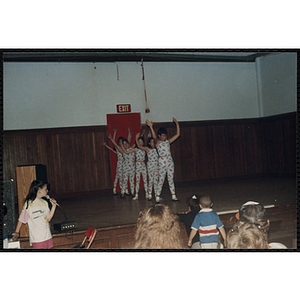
[177,195,201,249]
[188,196,226,249]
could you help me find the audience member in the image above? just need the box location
[236,201,287,249]
[177,195,200,249]
[227,221,269,249]
[188,196,226,249]
[134,204,182,249]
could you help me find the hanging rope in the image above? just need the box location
[141,59,150,113]
[116,62,119,81]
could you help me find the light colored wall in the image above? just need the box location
[255,53,297,117]
[4,56,293,130]
[144,62,259,122]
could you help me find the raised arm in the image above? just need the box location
[127,128,132,143]
[135,133,149,153]
[108,133,123,153]
[146,119,157,141]
[103,142,117,154]
[168,117,180,144]
[121,142,136,154]
[112,129,117,142]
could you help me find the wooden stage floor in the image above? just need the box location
[50,176,297,233]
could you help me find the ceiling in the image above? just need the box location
[3,50,275,63]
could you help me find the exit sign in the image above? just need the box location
[117,104,131,113]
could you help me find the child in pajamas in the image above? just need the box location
[106,130,125,196]
[135,134,159,200]
[121,138,136,197]
[123,133,148,200]
[108,128,132,198]
[146,118,180,202]
[146,138,159,200]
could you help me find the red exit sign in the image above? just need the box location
[117,104,131,113]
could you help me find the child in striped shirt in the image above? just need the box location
[188,195,226,249]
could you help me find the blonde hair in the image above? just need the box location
[227,221,269,249]
[134,204,182,249]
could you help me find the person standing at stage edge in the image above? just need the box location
[146,117,180,202]
[12,180,58,249]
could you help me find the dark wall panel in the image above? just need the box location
[3,113,296,199]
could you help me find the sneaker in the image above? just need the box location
[133,194,138,200]
[145,192,149,199]
[148,193,152,200]
[125,189,130,195]
[172,195,179,201]
[113,188,117,195]
[155,196,160,203]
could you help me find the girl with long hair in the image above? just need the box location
[12,180,58,249]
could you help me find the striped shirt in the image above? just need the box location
[191,208,224,244]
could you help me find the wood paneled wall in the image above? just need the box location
[3,113,296,199]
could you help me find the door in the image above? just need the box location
[106,113,142,192]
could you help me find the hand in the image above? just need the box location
[128,128,131,133]
[103,142,107,146]
[12,232,19,238]
[108,133,112,140]
[113,129,118,132]
[173,117,178,123]
[136,132,141,138]
[49,198,57,206]
[188,240,192,247]
[146,119,153,127]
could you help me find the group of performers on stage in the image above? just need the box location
[104,118,180,202]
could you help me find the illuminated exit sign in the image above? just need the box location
[117,104,131,113]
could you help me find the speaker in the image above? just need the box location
[3,179,16,236]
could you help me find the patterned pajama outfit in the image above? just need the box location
[114,151,124,190]
[147,148,159,196]
[156,140,176,196]
[135,149,148,194]
[122,148,135,194]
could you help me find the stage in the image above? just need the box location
[50,176,296,231]
[15,175,297,249]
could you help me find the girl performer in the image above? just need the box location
[146,118,180,202]
[135,133,159,200]
[108,128,132,197]
[122,133,148,200]
[104,129,124,195]
[121,137,136,198]
[12,180,58,249]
